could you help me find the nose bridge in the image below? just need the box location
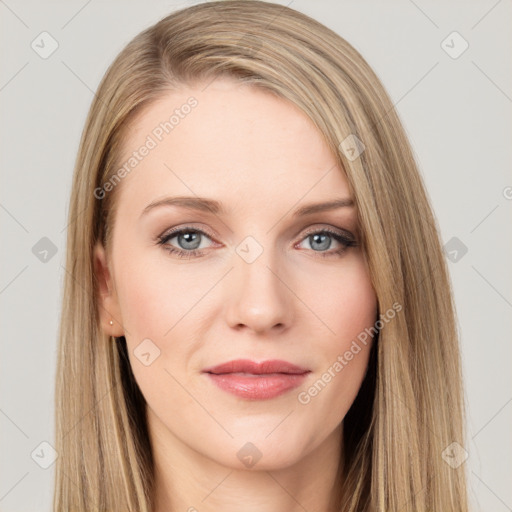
[224,234,293,333]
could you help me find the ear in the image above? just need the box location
[93,241,124,337]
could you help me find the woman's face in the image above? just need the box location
[95,78,377,471]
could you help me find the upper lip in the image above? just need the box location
[203,359,310,375]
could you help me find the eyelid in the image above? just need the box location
[157,223,219,243]
[298,223,356,241]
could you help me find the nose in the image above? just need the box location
[224,245,294,335]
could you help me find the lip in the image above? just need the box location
[203,359,311,400]
[203,359,309,375]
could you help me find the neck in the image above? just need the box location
[149,411,344,512]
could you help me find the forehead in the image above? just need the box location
[113,78,352,216]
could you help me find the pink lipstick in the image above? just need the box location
[203,359,310,400]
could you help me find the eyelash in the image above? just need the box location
[156,225,357,260]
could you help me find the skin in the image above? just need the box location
[94,77,378,512]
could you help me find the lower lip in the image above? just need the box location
[205,372,309,400]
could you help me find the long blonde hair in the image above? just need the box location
[54,1,469,510]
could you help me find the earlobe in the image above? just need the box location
[93,241,124,337]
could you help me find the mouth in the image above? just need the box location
[203,359,310,375]
[202,359,311,400]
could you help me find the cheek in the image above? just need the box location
[113,253,199,415]
[305,254,377,342]
[114,248,202,338]
[297,256,376,418]
[112,247,215,386]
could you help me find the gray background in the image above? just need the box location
[1,0,511,510]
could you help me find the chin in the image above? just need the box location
[207,433,311,472]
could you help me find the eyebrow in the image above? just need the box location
[140,195,355,218]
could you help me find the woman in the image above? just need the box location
[54,1,469,510]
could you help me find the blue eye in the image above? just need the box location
[157,228,215,259]
[295,228,357,258]
[156,226,357,259]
